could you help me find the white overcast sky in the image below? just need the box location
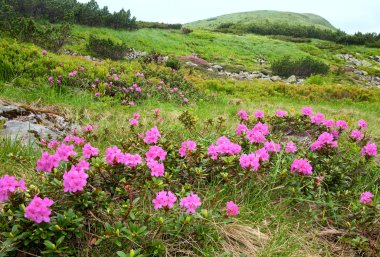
[78,0,380,33]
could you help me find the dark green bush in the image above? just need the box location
[87,35,128,60]
[272,56,329,77]
[165,57,181,70]
[181,28,193,34]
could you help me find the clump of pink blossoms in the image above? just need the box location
[179,140,197,157]
[239,153,260,171]
[310,132,338,151]
[237,110,249,121]
[146,146,167,161]
[285,141,297,153]
[311,113,325,125]
[82,143,99,159]
[359,192,374,204]
[56,144,77,161]
[323,119,334,128]
[335,120,348,130]
[208,136,241,159]
[264,141,281,153]
[301,107,313,116]
[361,143,377,158]
[36,152,60,172]
[105,146,123,165]
[254,110,264,119]
[0,175,27,202]
[119,154,142,167]
[152,191,177,210]
[246,122,269,143]
[235,124,248,136]
[180,192,202,214]
[63,166,89,193]
[275,110,288,117]
[48,139,59,149]
[143,126,161,144]
[147,159,165,177]
[357,119,367,130]
[24,196,54,223]
[350,130,364,141]
[129,118,138,126]
[290,158,313,175]
[226,201,240,216]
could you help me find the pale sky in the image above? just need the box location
[78,0,380,33]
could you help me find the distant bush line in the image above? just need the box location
[272,56,329,77]
[214,22,380,47]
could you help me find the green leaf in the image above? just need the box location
[116,251,128,257]
[43,240,56,250]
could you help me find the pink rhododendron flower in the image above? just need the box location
[207,144,219,160]
[255,148,269,162]
[212,136,242,156]
[180,192,202,214]
[48,140,59,150]
[335,120,348,130]
[56,144,77,161]
[264,141,281,153]
[152,191,177,210]
[105,146,123,165]
[133,113,140,119]
[63,166,89,193]
[129,118,138,126]
[235,124,248,136]
[239,153,260,171]
[359,191,374,204]
[226,201,240,216]
[246,122,269,143]
[143,126,161,145]
[254,110,264,119]
[154,109,160,116]
[146,146,167,161]
[275,110,287,117]
[25,196,54,223]
[63,136,85,145]
[179,140,197,157]
[357,119,367,130]
[361,143,377,157]
[323,119,334,128]
[147,159,165,177]
[82,125,94,132]
[310,132,338,151]
[129,102,135,106]
[36,152,60,172]
[48,77,53,82]
[75,160,90,172]
[82,143,99,159]
[94,92,100,97]
[41,49,47,55]
[290,158,313,175]
[0,175,26,202]
[301,107,313,116]
[120,154,142,167]
[237,110,249,121]
[285,142,297,153]
[183,98,189,103]
[311,113,325,125]
[350,130,364,141]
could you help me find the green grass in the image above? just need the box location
[185,10,336,31]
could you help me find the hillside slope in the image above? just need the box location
[185,10,336,31]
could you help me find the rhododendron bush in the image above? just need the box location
[0,107,379,256]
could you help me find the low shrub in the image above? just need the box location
[272,56,329,77]
[87,35,128,60]
[181,27,193,34]
[0,107,379,256]
[165,57,181,70]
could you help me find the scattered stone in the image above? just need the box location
[212,65,224,72]
[185,61,198,67]
[286,75,297,84]
[270,76,281,82]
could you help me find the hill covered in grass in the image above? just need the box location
[185,10,337,31]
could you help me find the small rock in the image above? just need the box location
[212,65,224,72]
[286,75,297,84]
[270,76,281,82]
[185,61,198,67]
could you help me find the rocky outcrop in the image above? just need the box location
[336,54,373,67]
[0,101,77,145]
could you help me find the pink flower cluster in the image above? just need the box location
[240,153,260,171]
[63,165,89,193]
[357,119,367,130]
[63,136,85,145]
[208,136,241,159]
[302,107,313,116]
[335,120,348,130]
[82,143,99,159]
[361,143,377,158]
[152,191,177,209]
[254,110,264,119]
[143,126,161,144]
[56,144,77,161]
[146,146,167,161]
[24,196,54,223]
[36,152,60,172]
[105,146,142,167]
[179,192,202,214]
[226,201,240,216]
[129,112,141,126]
[264,141,281,153]
[311,113,325,125]
[237,110,249,121]
[359,191,374,204]
[290,158,313,175]
[147,159,165,177]
[179,140,197,157]
[0,175,26,202]
[246,122,269,143]
[310,132,338,151]
[275,110,287,117]
[236,124,248,136]
[350,130,364,141]
[285,141,297,153]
